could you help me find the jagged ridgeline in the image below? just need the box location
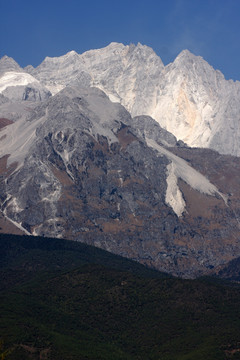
[2,43,240,155]
[1,233,240,360]
[1,43,240,278]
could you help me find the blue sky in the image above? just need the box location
[1,0,240,80]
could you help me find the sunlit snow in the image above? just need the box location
[146,138,227,216]
[165,162,186,217]
[0,71,40,92]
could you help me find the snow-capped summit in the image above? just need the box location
[29,42,164,100]
[0,55,23,75]
[2,43,240,155]
[1,44,240,278]
[81,42,165,113]
[151,48,240,155]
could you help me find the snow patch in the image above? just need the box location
[165,162,186,216]
[0,71,40,92]
[146,138,228,215]
[117,170,123,186]
[108,93,121,103]
[45,83,65,96]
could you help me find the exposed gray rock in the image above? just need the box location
[0,55,23,75]
[28,43,240,156]
[1,45,240,278]
[0,93,9,105]
[24,64,35,73]
[2,83,51,102]
[131,115,178,147]
[1,85,240,278]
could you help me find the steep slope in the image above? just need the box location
[1,85,240,277]
[1,44,240,277]
[146,138,227,216]
[27,50,86,94]
[0,55,22,75]
[29,42,164,108]
[0,71,51,101]
[151,50,240,155]
[27,42,240,156]
[214,256,240,281]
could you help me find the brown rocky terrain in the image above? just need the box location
[0,117,13,129]
[1,87,240,278]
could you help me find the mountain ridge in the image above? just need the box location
[1,43,240,277]
[13,42,240,156]
[1,84,240,277]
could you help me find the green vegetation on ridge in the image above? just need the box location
[0,233,240,360]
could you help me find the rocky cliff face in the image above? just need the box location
[0,55,22,75]
[24,42,240,156]
[3,43,240,155]
[1,84,240,278]
[151,50,240,156]
[1,44,240,277]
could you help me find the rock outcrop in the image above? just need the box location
[1,85,240,277]
[25,42,240,156]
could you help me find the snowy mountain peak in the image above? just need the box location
[40,50,80,66]
[0,55,22,75]
[2,43,240,155]
[24,64,35,73]
[66,50,78,56]
[0,55,13,62]
[171,49,208,72]
[102,41,125,50]
[175,48,198,59]
[171,49,226,83]
[1,44,240,278]
[43,52,78,63]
